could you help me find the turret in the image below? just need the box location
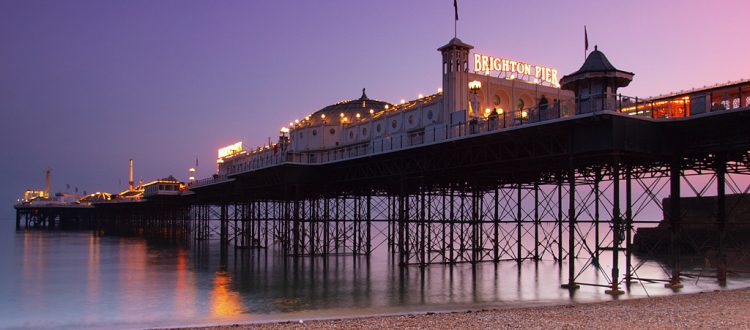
[438,37,473,124]
[560,46,634,114]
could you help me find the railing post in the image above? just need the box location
[635,96,639,116]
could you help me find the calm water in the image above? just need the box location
[1,221,747,329]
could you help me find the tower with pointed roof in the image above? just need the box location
[439,37,473,123]
[560,46,634,114]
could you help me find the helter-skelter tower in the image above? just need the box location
[439,37,473,125]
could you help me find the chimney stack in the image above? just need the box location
[129,159,134,190]
[44,168,51,198]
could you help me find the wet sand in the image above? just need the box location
[180,287,750,329]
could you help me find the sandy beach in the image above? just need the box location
[182,288,750,329]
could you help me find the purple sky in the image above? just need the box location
[1,0,749,219]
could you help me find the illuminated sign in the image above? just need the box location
[473,53,559,87]
[218,142,243,159]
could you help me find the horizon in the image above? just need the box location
[2,0,749,218]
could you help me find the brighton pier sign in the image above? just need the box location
[473,53,559,87]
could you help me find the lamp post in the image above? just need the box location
[496,107,505,128]
[468,80,482,133]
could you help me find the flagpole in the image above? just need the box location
[584,25,589,61]
[454,0,458,38]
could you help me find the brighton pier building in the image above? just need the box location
[203,38,748,183]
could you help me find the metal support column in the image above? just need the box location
[625,165,633,285]
[606,163,624,295]
[666,160,684,289]
[562,166,579,290]
[716,155,727,284]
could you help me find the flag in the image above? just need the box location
[454,0,459,21]
[584,25,589,51]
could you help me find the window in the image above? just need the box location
[349,131,354,139]
[329,128,336,134]
[493,95,501,106]
[376,123,382,133]
[408,115,414,125]
[362,127,367,135]
[427,110,433,120]
[312,129,317,136]
[391,119,398,129]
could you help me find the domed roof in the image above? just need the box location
[437,37,474,51]
[309,89,393,123]
[560,46,634,91]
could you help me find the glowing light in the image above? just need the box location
[189,168,196,172]
[521,110,528,118]
[356,113,361,119]
[437,87,443,93]
[418,94,424,99]
[279,127,289,134]
[189,176,195,181]
[218,142,243,159]
[340,112,344,118]
[484,108,492,116]
[289,122,293,126]
[468,80,482,90]
[400,99,406,104]
[294,119,299,124]
[496,108,504,115]
[305,116,310,121]
[473,52,558,86]
[321,114,326,119]
[385,105,390,110]
[369,109,374,114]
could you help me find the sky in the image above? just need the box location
[1,0,749,220]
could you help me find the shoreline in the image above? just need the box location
[176,287,750,329]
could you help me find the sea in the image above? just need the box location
[0,220,747,329]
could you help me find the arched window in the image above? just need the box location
[539,96,549,111]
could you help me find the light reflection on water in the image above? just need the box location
[0,229,748,329]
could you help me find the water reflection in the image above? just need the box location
[209,271,244,317]
[2,230,749,329]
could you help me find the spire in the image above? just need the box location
[360,88,368,100]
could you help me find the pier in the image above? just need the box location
[15,40,750,295]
